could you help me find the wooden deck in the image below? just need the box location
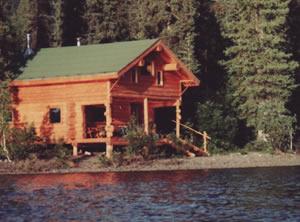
[76,137,128,146]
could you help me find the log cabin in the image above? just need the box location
[10,39,200,158]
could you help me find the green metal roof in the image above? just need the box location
[16,39,158,80]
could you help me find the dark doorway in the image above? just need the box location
[85,105,105,123]
[130,103,143,124]
[155,107,175,135]
[84,105,106,138]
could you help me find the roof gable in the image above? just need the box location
[13,39,200,87]
[16,39,158,81]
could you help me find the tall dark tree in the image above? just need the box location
[60,0,86,46]
[36,1,55,48]
[14,0,39,49]
[215,0,298,150]
[0,0,24,80]
[83,0,130,44]
[287,0,300,135]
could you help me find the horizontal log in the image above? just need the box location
[162,63,179,71]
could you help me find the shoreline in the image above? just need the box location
[0,152,299,175]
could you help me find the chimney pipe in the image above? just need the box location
[24,33,34,57]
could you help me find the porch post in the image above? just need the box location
[144,98,149,135]
[176,99,181,138]
[105,102,114,159]
[105,81,114,159]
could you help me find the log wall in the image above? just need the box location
[13,81,108,143]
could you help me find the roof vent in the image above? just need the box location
[77,37,81,47]
[24,33,34,57]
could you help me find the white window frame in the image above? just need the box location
[157,70,164,86]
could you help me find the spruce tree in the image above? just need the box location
[128,0,200,73]
[287,0,300,133]
[162,0,200,74]
[83,0,130,44]
[0,1,12,161]
[14,0,38,49]
[215,0,298,150]
[0,0,24,80]
[60,0,86,46]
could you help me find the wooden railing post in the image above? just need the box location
[176,99,181,138]
[203,131,207,153]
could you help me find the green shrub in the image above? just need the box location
[53,139,71,159]
[123,116,159,158]
[98,152,123,167]
[195,101,239,153]
[7,123,38,160]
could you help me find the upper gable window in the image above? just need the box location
[50,108,61,123]
[157,70,164,86]
[131,68,139,84]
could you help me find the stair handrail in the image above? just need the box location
[172,120,211,153]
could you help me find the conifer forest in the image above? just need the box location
[1,0,300,152]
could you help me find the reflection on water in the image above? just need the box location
[0,167,299,221]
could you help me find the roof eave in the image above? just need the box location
[10,72,119,87]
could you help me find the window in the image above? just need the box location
[50,108,61,123]
[8,111,13,122]
[157,70,164,86]
[131,68,139,83]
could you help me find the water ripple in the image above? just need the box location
[0,167,299,221]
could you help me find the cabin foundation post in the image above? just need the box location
[176,99,181,138]
[72,142,78,156]
[144,98,149,135]
[106,141,113,159]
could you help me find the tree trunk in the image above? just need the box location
[1,133,11,162]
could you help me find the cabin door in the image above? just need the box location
[154,107,175,134]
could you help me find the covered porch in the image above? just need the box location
[73,97,182,158]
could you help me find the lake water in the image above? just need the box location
[0,167,299,221]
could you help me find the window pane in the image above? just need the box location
[50,108,61,123]
[8,112,13,122]
[157,71,163,86]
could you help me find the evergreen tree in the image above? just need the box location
[287,0,300,134]
[14,0,39,49]
[0,2,7,80]
[128,0,200,73]
[36,1,55,48]
[163,0,200,74]
[215,0,298,150]
[0,80,13,162]
[60,0,86,46]
[52,0,64,46]
[128,0,170,40]
[83,0,130,44]
[0,0,23,80]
